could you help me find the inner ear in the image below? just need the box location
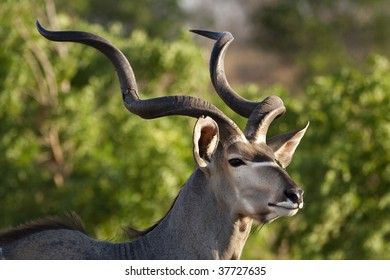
[267,122,309,168]
[193,116,219,168]
[198,126,218,161]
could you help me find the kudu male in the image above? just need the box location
[0,22,308,260]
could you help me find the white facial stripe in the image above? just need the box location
[251,161,279,168]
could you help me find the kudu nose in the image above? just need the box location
[284,189,304,204]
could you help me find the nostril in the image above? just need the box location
[284,189,301,204]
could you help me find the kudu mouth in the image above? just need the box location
[268,200,303,210]
[269,188,304,210]
[245,195,304,225]
[267,188,304,220]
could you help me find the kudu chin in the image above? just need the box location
[0,22,308,260]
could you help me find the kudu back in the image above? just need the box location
[0,22,308,260]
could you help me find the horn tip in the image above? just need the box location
[36,19,42,30]
[36,19,48,36]
[190,29,232,41]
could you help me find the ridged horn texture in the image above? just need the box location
[244,96,286,143]
[191,29,286,143]
[36,21,244,143]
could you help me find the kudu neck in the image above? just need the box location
[128,168,253,259]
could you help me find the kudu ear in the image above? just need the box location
[193,116,220,169]
[267,122,309,168]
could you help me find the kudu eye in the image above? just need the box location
[228,158,246,167]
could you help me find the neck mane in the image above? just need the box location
[0,212,86,247]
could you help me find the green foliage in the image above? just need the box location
[297,55,390,259]
[54,0,186,39]
[251,0,390,81]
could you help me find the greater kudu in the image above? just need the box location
[0,21,308,260]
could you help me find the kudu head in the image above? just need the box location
[37,22,308,226]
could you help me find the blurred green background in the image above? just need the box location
[1,0,389,259]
